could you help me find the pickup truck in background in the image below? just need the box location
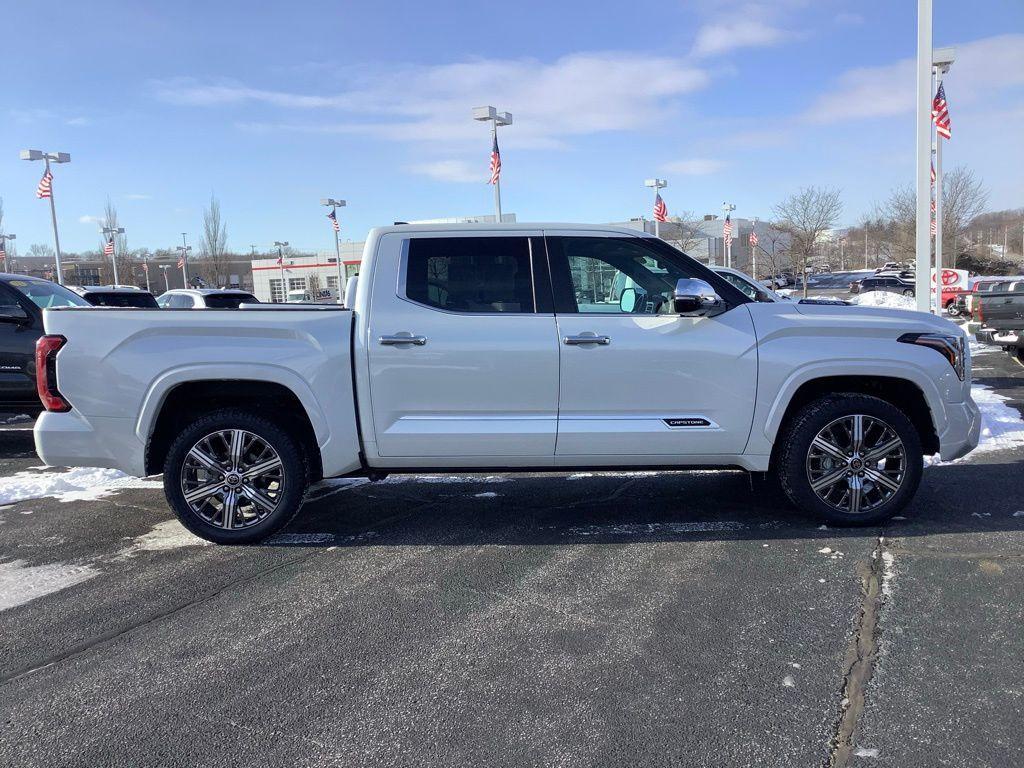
[976,279,1024,352]
[33,224,980,543]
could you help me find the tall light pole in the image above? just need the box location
[932,46,955,316]
[0,234,15,273]
[644,179,668,239]
[722,203,736,268]
[20,149,70,284]
[177,233,191,286]
[320,198,347,302]
[102,226,125,285]
[250,245,258,256]
[472,106,512,221]
[159,264,171,293]
[274,241,289,302]
[914,0,934,312]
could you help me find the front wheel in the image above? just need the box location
[163,408,308,544]
[902,289,914,297]
[776,394,922,526]
[945,302,961,317]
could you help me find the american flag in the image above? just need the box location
[489,134,501,185]
[723,214,733,247]
[103,237,115,256]
[653,193,668,223]
[930,197,937,236]
[749,230,759,247]
[0,241,5,266]
[327,209,340,232]
[142,262,149,272]
[932,83,951,140]
[177,255,185,269]
[37,169,53,199]
[930,159,937,236]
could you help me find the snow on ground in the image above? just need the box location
[0,558,99,611]
[0,467,162,506]
[0,414,33,427]
[851,291,917,310]
[113,519,212,558]
[964,384,1024,458]
[551,521,747,536]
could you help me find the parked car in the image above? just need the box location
[34,223,979,543]
[875,262,906,273]
[0,273,90,415]
[157,288,259,309]
[71,286,160,308]
[964,277,1024,321]
[850,275,916,296]
[714,267,849,306]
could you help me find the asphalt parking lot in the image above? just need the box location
[1,344,1022,768]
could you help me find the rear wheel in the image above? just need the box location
[776,394,922,526]
[945,301,961,317]
[902,289,914,297]
[163,408,308,544]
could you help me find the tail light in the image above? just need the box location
[35,335,71,412]
[976,299,984,324]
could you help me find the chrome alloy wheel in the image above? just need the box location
[180,429,285,530]
[805,414,907,515]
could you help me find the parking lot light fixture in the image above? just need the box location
[473,106,512,221]
[102,226,126,285]
[20,149,71,284]
[274,241,289,302]
[159,264,171,292]
[321,198,347,302]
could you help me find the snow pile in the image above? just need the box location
[966,384,1024,457]
[852,291,917,310]
[0,467,161,505]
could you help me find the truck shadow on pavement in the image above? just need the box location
[285,459,1024,549]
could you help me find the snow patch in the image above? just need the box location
[880,549,896,598]
[113,519,212,559]
[388,474,509,484]
[782,675,796,687]
[0,558,99,611]
[474,492,499,498]
[852,290,916,310]
[0,467,162,505]
[854,747,880,758]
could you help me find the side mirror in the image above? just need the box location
[673,278,722,317]
[619,287,637,313]
[0,305,30,324]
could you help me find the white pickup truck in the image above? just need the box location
[34,224,980,543]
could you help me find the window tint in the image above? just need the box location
[0,285,29,316]
[717,271,764,301]
[405,237,534,313]
[547,236,710,314]
[165,293,194,308]
[205,293,258,308]
[84,292,159,308]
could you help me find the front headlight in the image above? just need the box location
[898,332,965,380]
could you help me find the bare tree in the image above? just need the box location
[876,166,989,268]
[665,211,705,253]
[772,187,843,297]
[201,194,230,286]
[754,226,791,282]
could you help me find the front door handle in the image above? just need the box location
[380,334,427,346]
[563,334,611,346]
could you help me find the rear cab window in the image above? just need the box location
[404,236,539,314]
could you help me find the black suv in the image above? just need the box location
[850,275,916,296]
[0,274,90,415]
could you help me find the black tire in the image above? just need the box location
[776,394,922,526]
[902,289,914,297]
[945,302,960,317]
[163,408,308,544]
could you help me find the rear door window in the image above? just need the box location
[404,237,536,313]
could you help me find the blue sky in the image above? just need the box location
[2,0,1022,253]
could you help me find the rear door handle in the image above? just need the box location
[563,334,611,346]
[380,334,427,346]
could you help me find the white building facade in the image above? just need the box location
[251,243,364,303]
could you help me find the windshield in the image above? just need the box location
[10,279,90,308]
[204,293,258,309]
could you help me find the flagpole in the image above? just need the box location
[914,0,933,312]
[654,188,660,239]
[144,260,151,293]
[43,158,66,285]
[933,113,943,316]
[492,121,502,221]
[180,233,190,286]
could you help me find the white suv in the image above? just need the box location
[156,289,259,309]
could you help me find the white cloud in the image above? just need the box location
[156,53,710,149]
[65,117,91,126]
[692,18,791,57]
[662,158,725,175]
[805,34,1024,124]
[78,215,103,225]
[124,193,152,200]
[408,160,483,183]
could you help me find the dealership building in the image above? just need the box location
[250,243,364,303]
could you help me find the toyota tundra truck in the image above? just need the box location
[33,224,980,543]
